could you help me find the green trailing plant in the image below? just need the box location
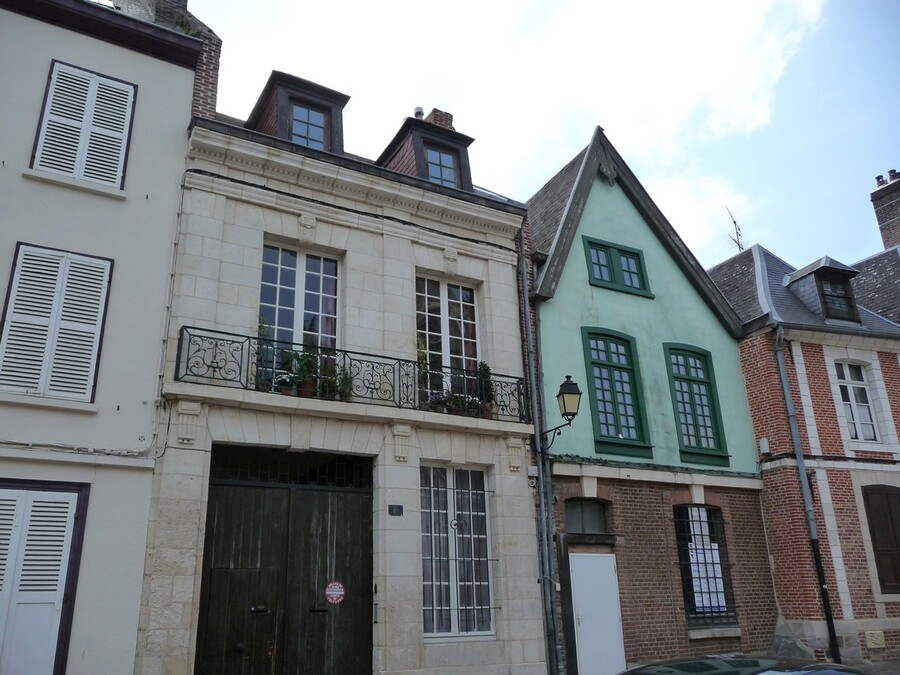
[337,367,353,401]
[290,351,319,382]
[475,361,494,404]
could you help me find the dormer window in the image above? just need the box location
[291,102,328,150]
[244,71,349,155]
[425,146,458,187]
[785,257,861,323]
[819,276,858,321]
[376,111,474,192]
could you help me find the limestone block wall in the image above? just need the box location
[136,400,546,674]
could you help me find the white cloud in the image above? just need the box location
[192,0,824,254]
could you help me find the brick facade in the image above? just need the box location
[872,175,900,250]
[551,475,777,669]
[741,329,900,664]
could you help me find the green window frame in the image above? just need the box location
[581,328,652,458]
[582,236,653,298]
[664,344,728,466]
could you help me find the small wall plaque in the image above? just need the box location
[388,504,403,516]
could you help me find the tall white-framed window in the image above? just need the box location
[0,244,112,402]
[415,276,478,398]
[835,361,878,442]
[32,61,136,189]
[420,466,492,636]
[259,244,338,348]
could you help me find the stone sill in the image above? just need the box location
[688,626,741,640]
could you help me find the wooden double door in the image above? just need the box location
[196,477,373,674]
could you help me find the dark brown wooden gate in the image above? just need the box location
[196,448,373,675]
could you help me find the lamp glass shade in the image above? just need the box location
[556,376,582,421]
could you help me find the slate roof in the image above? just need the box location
[708,245,900,338]
[525,126,743,338]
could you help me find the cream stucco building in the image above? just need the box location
[0,0,207,672]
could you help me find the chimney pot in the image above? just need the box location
[877,175,886,187]
[414,107,424,120]
[890,169,899,182]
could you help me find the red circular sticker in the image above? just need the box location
[325,581,345,604]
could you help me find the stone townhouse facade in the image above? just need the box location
[526,129,777,674]
[710,238,900,666]
[0,0,212,672]
[136,71,547,674]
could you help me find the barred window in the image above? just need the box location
[674,505,736,627]
[420,466,492,636]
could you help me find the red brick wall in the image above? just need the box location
[872,178,900,249]
[799,342,844,458]
[382,134,417,176]
[552,476,777,667]
[739,334,799,454]
[192,32,221,119]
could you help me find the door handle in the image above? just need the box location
[250,605,270,613]
[309,608,328,613]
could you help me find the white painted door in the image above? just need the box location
[0,489,78,675]
[569,553,627,675]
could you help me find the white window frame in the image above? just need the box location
[32,61,136,190]
[415,275,479,398]
[259,244,339,349]
[824,346,899,455]
[0,244,112,402]
[420,465,493,637]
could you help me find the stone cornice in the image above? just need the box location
[187,126,524,240]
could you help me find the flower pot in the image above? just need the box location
[296,379,317,398]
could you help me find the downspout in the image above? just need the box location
[518,231,562,675]
[773,324,841,663]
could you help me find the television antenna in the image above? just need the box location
[726,207,743,252]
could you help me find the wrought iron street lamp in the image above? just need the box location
[543,375,582,451]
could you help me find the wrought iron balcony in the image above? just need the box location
[175,326,529,423]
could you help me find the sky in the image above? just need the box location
[189,0,900,270]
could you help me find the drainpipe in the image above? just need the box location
[773,324,841,663]
[518,231,562,675]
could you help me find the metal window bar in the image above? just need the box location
[176,325,528,423]
[673,505,737,628]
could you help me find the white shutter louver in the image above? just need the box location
[0,498,19,593]
[82,80,133,186]
[0,490,78,675]
[0,249,63,392]
[33,63,135,188]
[46,258,109,398]
[0,246,111,401]
[34,67,90,176]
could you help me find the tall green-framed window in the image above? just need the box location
[582,329,651,457]
[664,344,728,465]
[582,236,653,298]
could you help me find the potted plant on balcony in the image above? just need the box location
[274,371,295,395]
[290,351,319,398]
[337,366,353,402]
[475,361,495,419]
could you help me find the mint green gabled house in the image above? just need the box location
[526,128,777,672]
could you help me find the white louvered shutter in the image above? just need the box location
[34,63,135,188]
[46,256,110,399]
[0,248,64,393]
[0,490,77,675]
[0,246,111,401]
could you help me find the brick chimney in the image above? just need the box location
[424,109,455,131]
[872,169,900,249]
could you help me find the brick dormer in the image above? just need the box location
[244,71,350,154]
[872,169,900,250]
[786,257,861,323]
[376,108,474,191]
